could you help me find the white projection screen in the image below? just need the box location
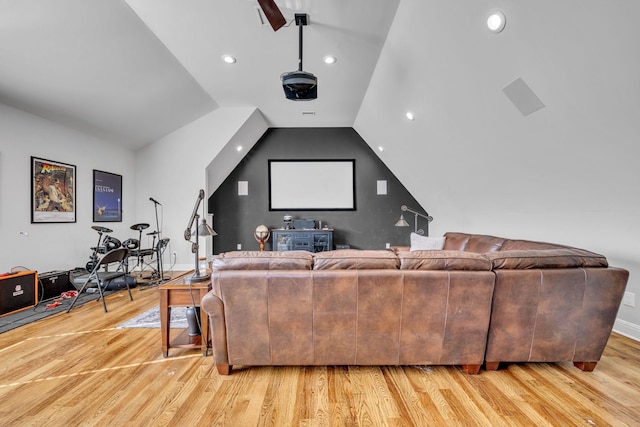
[269,160,355,210]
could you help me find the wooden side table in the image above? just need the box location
[159,281,210,357]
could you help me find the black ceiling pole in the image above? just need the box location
[298,18,303,71]
[296,14,307,72]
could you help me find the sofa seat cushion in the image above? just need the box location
[399,250,492,271]
[212,250,314,270]
[313,249,399,270]
[486,249,608,269]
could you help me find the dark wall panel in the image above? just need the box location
[209,128,427,254]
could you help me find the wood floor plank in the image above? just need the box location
[327,366,359,426]
[381,367,433,426]
[1,273,639,426]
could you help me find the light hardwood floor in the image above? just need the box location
[1,276,639,426]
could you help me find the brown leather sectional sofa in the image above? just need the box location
[201,232,628,375]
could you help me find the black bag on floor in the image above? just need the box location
[103,275,137,290]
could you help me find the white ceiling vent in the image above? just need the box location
[503,77,545,117]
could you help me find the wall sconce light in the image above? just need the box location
[394,205,433,236]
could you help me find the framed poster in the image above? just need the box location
[93,170,122,222]
[31,157,76,223]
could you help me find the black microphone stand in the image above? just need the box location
[151,199,168,284]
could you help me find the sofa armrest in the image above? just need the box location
[201,291,229,370]
[485,249,608,269]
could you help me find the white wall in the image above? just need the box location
[0,104,267,278]
[134,107,268,270]
[0,104,136,273]
[355,0,640,339]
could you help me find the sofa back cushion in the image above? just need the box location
[443,232,507,253]
[313,249,399,270]
[501,239,568,251]
[486,249,608,269]
[399,250,492,271]
[212,250,314,270]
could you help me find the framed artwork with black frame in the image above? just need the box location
[31,156,77,223]
[93,170,122,222]
[268,159,356,211]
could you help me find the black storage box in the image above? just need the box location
[39,270,73,301]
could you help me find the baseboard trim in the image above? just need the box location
[174,264,195,272]
[613,318,640,342]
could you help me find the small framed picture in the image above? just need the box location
[31,157,76,223]
[93,170,122,222]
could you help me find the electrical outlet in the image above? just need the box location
[237,243,242,250]
[385,243,391,249]
[623,292,636,308]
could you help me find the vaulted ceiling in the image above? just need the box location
[0,0,400,149]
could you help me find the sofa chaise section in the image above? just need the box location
[443,232,629,371]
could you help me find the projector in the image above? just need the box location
[281,71,317,101]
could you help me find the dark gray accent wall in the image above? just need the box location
[209,127,427,254]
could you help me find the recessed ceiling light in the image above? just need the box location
[406,112,415,121]
[378,146,384,152]
[222,54,237,64]
[487,10,506,33]
[236,145,243,152]
[323,55,337,64]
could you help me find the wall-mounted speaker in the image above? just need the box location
[503,77,545,117]
[0,271,38,317]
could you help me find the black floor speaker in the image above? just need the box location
[0,271,38,316]
[39,270,73,300]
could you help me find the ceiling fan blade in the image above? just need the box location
[257,0,286,31]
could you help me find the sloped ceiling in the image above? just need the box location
[0,0,217,147]
[355,0,640,241]
[0,0,400,148]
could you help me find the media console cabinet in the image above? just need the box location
[272,229,333,252]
